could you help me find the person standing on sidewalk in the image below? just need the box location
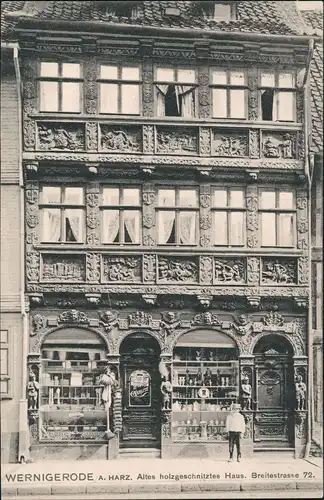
[225,403,245,462]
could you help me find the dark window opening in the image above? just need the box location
[261,89,274,121]
[165,85,181,117]
[166,220,176,244]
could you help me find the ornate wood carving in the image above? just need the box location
[100,125,142,152]
[26,252,40,282]
[262,258,297,285]
[199,256,213,284]
[262,131,296,159]
[249,129,260,158]
[25,182,40,251]
[142,58,154,117]
[246,185,259,248]
[86,122,98,151]
[247,257,260,285]
[214,259,246,284]
[158,256,198,283]
[37,123,85,151]
[198,66,210,119]
[86,182,100,245]
[298,257,308,285]
[199,127,211,156]
[143,125,154,154]
[22,60,37,151]
[84,57,97,114]
[41,255,86,282]
[296,90,304,124]
[143,254,156,283]
[296,189,308,250]
[142,183,156,246]
[212,130,248,157]
[156,127,198,155]
[86,253,100,282]
[199,185,211,247]
[247,69,259,121]
[103,256,142,282]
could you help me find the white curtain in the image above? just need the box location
[176,85,195,118]
[159,211,175,244]
[104,210,120,243]
[156,84,169,116]
[65,210,82,242]
[179,212,196,244]
[44,209,60,242]
[124,211,139,243]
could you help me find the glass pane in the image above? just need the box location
[0,331,8,343]
[40,82,58,112]
[213,189,227,207]
[64,187,83,205]
[214,4,231,20]
[40,62,58,77]
[42,186,61,204]
[100,83,118,113]
[158,211,175,244]
[213,211,227,245]
[260,191,276,209]
[158,189,175,206]
[230,190,244,207]
[178,69,195,83]
[279,191,294,209]
[212,89,227,117]
[278,73,294,88]
[278,92,294,121]
[0,348,8,375]
[62,82,80,112]
[279,214,294,246]
[230,212,244,245]
[230,89,246,118]
[123,188,140,205]
[212,70,227,85]
[124,211,140,243]
[179,212,196,244]
[261,72,275,87]
[179,189,197,207]
[156,68,174,81]
[62,63,80,78]
[102,210,120,243]
[42,209,61,242]
[121,67,140,80]
[100,65,118,79]
[65,209,83,242]
[103,188,119,205]
[121,85,140,114]
[230,71,245,85]
[261,213,276,246]
[0,380,8,394]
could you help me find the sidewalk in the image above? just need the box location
[2,456,323,497]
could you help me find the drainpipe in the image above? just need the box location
[12,43,31,463]
[302,39,314,459]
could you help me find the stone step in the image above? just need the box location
[119,448,161,458]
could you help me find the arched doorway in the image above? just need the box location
[253,335,294,450]
[119,332,161,450]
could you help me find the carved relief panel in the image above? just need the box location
[143,125,155,154]
[22,59,37,151]
[199,128,211,156]
[212,130,248,157]
[142,57,154,117]
[296,190,308,251]
[198,66,210,119]
[86,183,100,245]
[100,125,142,153]
[37,123,85,151]
[214,258,246,284]
[84,57,98,114]
[142,183,156,247]
[25,181,40,251]
[156,127,198,155]
[199,185,211,247]
[261,131,297,159]
[41,254,86,282]
[247,68,259,121]
[102,256,142,282]
[249,129,260,158]
[246,185,260,248]
[261,258,297,284]
[157,256,198,283]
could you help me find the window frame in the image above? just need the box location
[259,70,297,122]
[154,66,198,118]
[0,329,12,399]
[259,187,296,248]
[39,185,85,244]
[98,62,142,115]
[212,1,237,21]
[100,185,142,245]
[156,186,199,246]
[38,60,83,113]
[210,68,247,119]
[211,186,246,247]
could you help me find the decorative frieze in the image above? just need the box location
[102,256,141,282]
[100,125,142,152]
[158,256,198,283]
[41,255,85,282]
[261,258,297,285]
[212,130,248,157]
[262,131,296,159]
[58,309,90,324]
[156,127,198,155]
[214,259,246,284]
[37,123,85,151]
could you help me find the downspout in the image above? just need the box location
[302,38,314,459]
[13,43,31,463]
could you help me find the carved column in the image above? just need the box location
[21,59,37,151]
[247,67,259,121]
[84,56,98,115]
[246,185,260,248]
[293,356,308,458]
[199,185,212,248]
[86,182,100,246]
[199,127,211,156]
[239,355,254,457]
[198,65,210,119]
[296,88,304,124]
[142,52,154,117]
[296,189,308,251]
[26,181,40,254]
[142,183,156,247]
[27,353,41,443]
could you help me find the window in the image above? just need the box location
[260,189,295,247]
[212,188,245,246]
[155,67,196,117]
[39,62,82,112]
[101,187,141,244]
[211,69,246,119]
[40,186,84,243]
[260,72,296,121]
[1,330,10,398]
[99,65,141,115]
[213,2,236,20]
[157,188,198,245]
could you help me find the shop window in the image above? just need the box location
[212,187,245,246]
[259,188,296,247]
[39,328,108,442]
[260,72,296,122]
[99,64,141,115]
[40,186,85,243]
[211,69,246,119]
[157,187,198,245]
[172,330,239,443]
[155,67,197,118]
[101,186,141,244]
[39,62,82,113]
[0,330,11,398]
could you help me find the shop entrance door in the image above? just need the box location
[119,333,161,449]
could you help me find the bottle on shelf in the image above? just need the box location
[197,368,204,386]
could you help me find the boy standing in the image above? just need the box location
[225,404,245,462]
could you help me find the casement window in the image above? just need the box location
[212,188,245,246]
[260,189,296,247]
[99,65,141,115]
[157,188,198,245]
[40,186,84,243]
[101,187,141,244]
[39,62,82,113]
[260,72,296,122]
[155,67,197,118]
[0,330,10,398]
[211,69,247,119]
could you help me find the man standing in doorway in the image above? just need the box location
[226,403,245,462]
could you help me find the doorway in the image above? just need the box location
[119,333,161,449]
